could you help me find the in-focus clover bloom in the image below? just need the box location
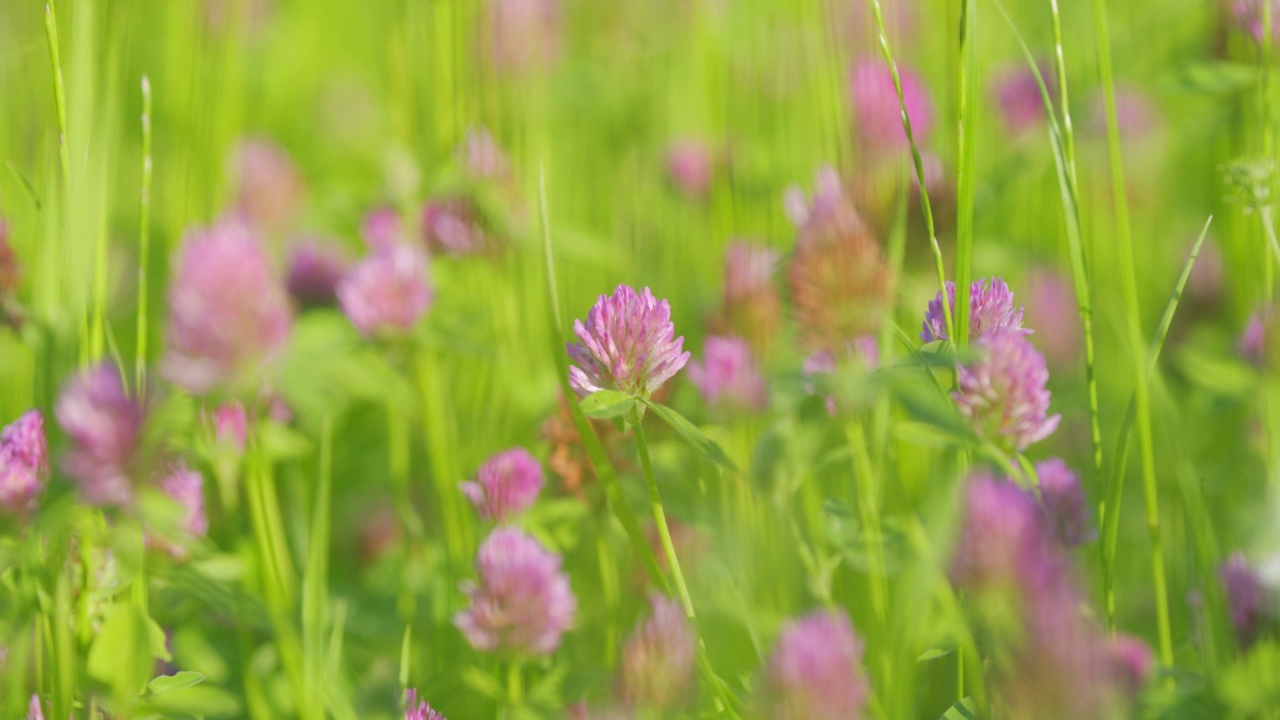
[163,221,293,394]
[566,285,690,399]
[404,689,446,720]
[849,58,933,155]
[286,239,349,309]
[460,448,545,524]
[954,329,1060,452]
[620,594,696,711]
[1035,458,1090,549]
[337,243,432,336]
[0,410,48,513]
[56,364,146,506]
[454,527,576,656]
[761,610,868,720]
[920,277,1026,344]
[688,335,768,411]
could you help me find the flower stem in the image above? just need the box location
[847,421,887,624]
[507,659,524,709]
[631,410,695,619]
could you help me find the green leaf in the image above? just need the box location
[644,402,738,472]
[579,390,635,419]
[940,697,979,720]
[917,646,956,662]
[1160,60,1259,96]
[144,672,206,699]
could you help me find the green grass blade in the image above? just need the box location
[954,0,978,347]
[136,75,153,393]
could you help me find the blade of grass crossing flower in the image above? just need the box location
[537,162,668,592]
[994,0,1103,482]
[136,75,153,392]
[955,0,978,347]
[867,0,953,342]
[1101,218,1212,630]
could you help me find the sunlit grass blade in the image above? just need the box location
[136,75,153,393]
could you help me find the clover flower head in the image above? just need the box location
[566,285,689,399]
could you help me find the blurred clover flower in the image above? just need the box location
[848,58,933,156]
[338,243,432,337]
[920,277,1026,344]
[230,137,305,234]
[163,221,293,395]
[0,410,48,513]
[462,127,512,184]
[208,402,247,451]
[56,363,146,506]
[0,219,23,331]
[455,527,576,656]
[286,239,349,309]
[954,329,1060,452]
[566,285,690,399]
[1230,0,1280,43]
[1222,551,1268,646]
[27,694,43,720]
[460,448,545,524]
[422,198,489,257]
[362,207,405,254]
[786,168,889,354]
[711,242,782,353]
[688,335,768,412]
[159,461,208,539]
[992,64,1052,136]
[801,337,879,416]
[484,0,561,75]
[1024,268,1080,369]
[666,138,716,201]
[954,473,1150,717]
[404,689,446,720]
[620,594,696,711]
[1241,309,1269,366]
[1035,458,1091,549]
[1088,85,1157,142]
[760,610,869,720]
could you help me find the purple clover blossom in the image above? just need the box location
[784,166,859,240]
[460,448,545,524]
[761,610,869,720]
[26,694,43,720]
[1241,310,1268,366]
[404,689,446,720]
[422,199,488,256]
[620,595,696,711]
[361,207,405,254]
[687,336,768,411]
[454,527,576,656]
[1222,551,1266,645]
[1108,634,1154,697]
[954,329,1060,452]
[231,138,305,234]
[993,64,1052,135]
[1035,458,1091,549]
[286,239,349,309]
[0,411,48,513]
[163,221,293,395]
[1024,268,1080,369]
[337,243,433,336]
[952,472,1048,590]
[462,127,511,183]
[56,363,146,506]
[920,277,1026,344]
[209,402,248,451]
[485,0,561,75]
[159,462,208,538]
[666,139,715,201]
[566,285,690,399]
[1231,0,1280,44]
[724,243,779,304]
[848,58,933,155]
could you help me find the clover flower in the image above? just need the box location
[286,239,349,309]
[460,448,545,524]
[1222,551,1266,646]
[715,242,782,352]
[455,527,576,656]
[0,411,47,513]
[337,243,432,336]
[163,221,293,394]
[422,198,488,256]
[404,689,446,720]
[160,462,208,538]
[993,64,1052,135]
[231,138,305,234]
[1035,458,1090,549]
[761,610,868,720]
[56,364,146,506]
[688,335,768,411]
[849,58,933,155]
[920,277,1026,344]
[620,595,696,710]
[666,139,715,200]
[954,329,1060,452]
[567,285,690,399]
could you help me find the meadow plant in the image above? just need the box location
[459,447,545,523]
